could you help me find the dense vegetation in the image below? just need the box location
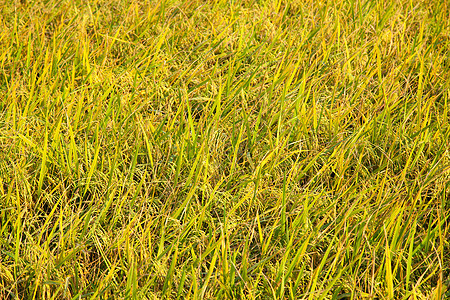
[1,0,449,298]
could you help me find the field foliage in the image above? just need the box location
[1,0,449,299]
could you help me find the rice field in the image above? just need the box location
[0,0,449,299]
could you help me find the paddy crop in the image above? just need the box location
[0,0,449,299]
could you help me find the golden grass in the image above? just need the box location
[0,0,449,299]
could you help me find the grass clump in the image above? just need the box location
[1,0,449,299]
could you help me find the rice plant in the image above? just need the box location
[0,0,449,299]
